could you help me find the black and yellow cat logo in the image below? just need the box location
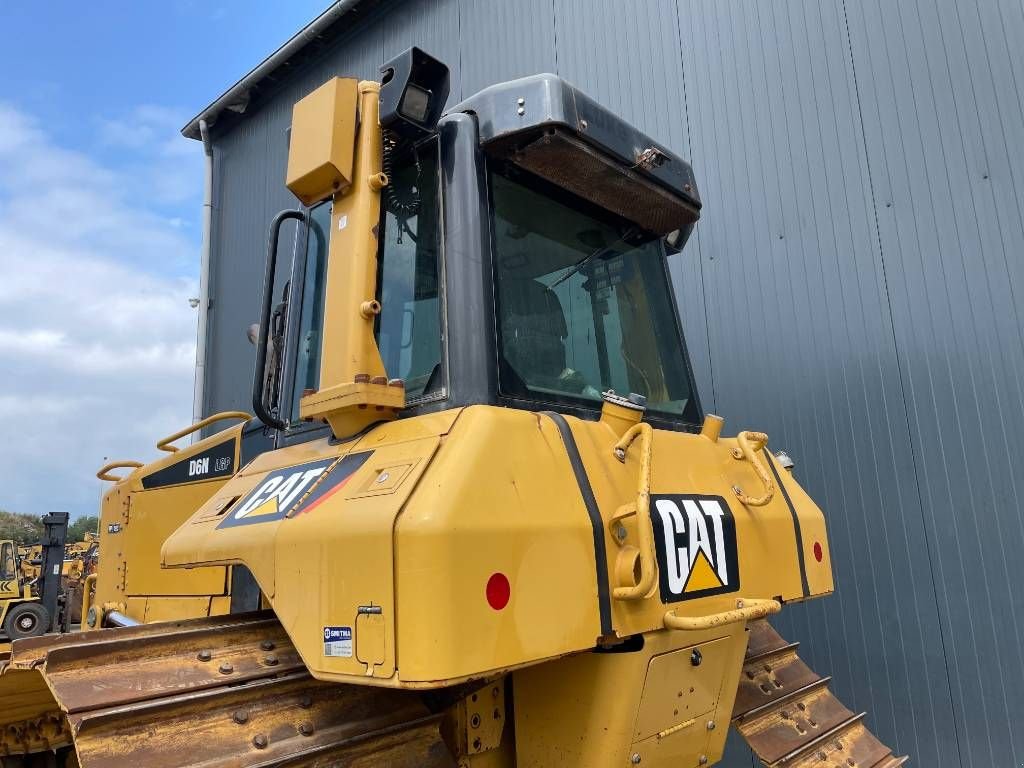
[650,494,740,603]
[218,452,372,529]
[0,581,14,593]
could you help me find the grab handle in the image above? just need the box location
[81,573,98,628]
[253,209,304,430]
[96,461,143,482]
[156,411,251,453]
[731,431,775,507]
[610,423,657,600]
[664,597,781,631]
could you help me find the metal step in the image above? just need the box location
[732,620,909,768]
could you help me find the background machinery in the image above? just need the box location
[0,50,906,768]
[15,534,95,628]
[0,514,69,642]
[17,529,99,629]
[0,417,270,762]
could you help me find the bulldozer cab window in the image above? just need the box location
[286,200,330,424]
[1,542,15,580]
[490,166,695,419]
[375,139,442,400]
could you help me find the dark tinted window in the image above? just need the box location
[376,140,442,399]
[490,167,694,418]
[287,201,330,423]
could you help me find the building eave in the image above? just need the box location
[181,0,369,140]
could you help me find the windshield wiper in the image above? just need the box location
[549,226,640,288]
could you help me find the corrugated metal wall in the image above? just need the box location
[203,1,1024,764]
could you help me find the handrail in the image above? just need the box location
[610,422,657,600]
[96,461,143,482]
[664,597,781,631]
[731,431,775,507]
[253,209,305,430]
[156,411,251,453]
[81,573,98,628]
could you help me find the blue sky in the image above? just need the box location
[0,2,326,518]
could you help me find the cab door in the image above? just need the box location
[276,201,330,445]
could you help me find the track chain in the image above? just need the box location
[0,612,454,768]
[732,620,908,768]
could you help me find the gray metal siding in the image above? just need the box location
[847,1,1024,764]
[202,1,1024,764]
[680,3,954,763]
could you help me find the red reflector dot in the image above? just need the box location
[813,542,823,562]
[486,573,511,611]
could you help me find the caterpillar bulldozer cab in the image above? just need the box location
[0,49,906,768]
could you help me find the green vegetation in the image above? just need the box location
[67,515,99,542]
[0,512,98,545]
[0,510,44,545]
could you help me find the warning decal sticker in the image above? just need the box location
[217,452,372,529]
[650,494,740,603]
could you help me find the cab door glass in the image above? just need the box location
[376,140,442,399]
[287,201,331,423]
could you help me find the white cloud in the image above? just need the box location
[0,102,203,519]
[95,104,203,206]
[97,105,185,151]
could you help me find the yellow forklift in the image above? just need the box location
[0,514,70,642]
[0,50,906,768]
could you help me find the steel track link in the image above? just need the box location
[4,612,909,767]
[0,611,455,767]
[732,620,908,768]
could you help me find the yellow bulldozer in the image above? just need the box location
[0,414,272,763]
[0,49,907,768]
[79,412,271,631]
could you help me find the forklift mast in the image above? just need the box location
[37,512,69,633]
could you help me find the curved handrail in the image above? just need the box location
[156,411,251,453]
[96,460,143,482]
[81,573,98,628]
[610,422,657,600]
[731,431,775,507]
[252,209,305,430]
[664,597,781,631]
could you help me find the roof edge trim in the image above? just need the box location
[181,0,366,140]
